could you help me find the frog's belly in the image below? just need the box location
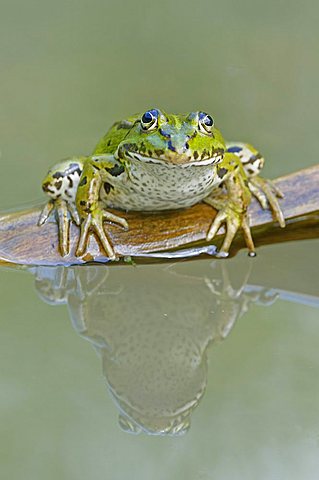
[100,162,225,211]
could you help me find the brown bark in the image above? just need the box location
[0,165,318,266]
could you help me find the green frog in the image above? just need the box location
[38,109,285,259]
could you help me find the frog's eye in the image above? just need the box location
[141,109,159,131]
[198,112,214,135]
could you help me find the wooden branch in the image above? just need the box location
[0,164,318,266]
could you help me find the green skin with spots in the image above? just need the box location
[39,109,285,259]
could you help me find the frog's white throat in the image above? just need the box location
[101,149,226,212]
[123,151,223,168]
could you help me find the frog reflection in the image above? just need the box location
[31,261,276,435]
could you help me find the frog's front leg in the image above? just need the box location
[204,154,256,257]
[75,156,128,259]
[38,157,86,256]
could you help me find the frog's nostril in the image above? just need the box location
[185,142,190,149]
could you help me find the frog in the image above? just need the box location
[38,109,285,259]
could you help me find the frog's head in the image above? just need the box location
[116,109,226,167]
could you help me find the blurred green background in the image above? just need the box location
[0,1,319,479]
[0,0,318,210]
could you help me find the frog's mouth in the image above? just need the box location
[117,147,224,167]
[108,383,202,436]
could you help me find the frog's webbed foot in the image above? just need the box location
[205,198,256,257]
[76,209,128,260]
[38,199,81,257]
[248,176,285,228]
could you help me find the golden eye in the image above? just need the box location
[141,109,159,131]
[198,112,214,135]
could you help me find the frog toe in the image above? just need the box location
[215,212,240,256]
[267,179,284,199]
[38,199,70,256]
[247,183,268,209]
[76,213,116,259]
[103,211,129,230]
[56,199,71,256]
[206,210,227,242]
[249,177,285,228]
[207,207,256,257]
[38,198,81,256]
[38,200,55,226]
[75,210,128,260]
[68,203,81,226]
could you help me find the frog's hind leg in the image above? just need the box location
[226,142,285,228]
[38,157,86,256]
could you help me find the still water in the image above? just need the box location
[1,0,319,478]
[0,240,319,479]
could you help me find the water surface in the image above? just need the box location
[0,0,318,478]
[0,240,319,479]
